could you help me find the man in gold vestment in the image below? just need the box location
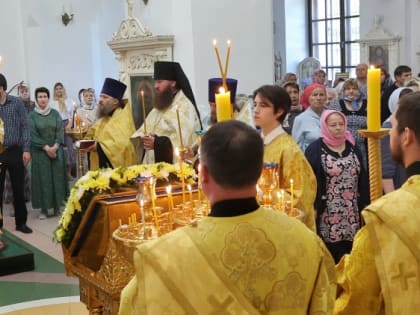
[119,120,336,315]
[334,92,420,314]
[253,85,317,231]
[85,78,137,169]
[131,61,202,164]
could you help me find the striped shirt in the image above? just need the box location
[0,95,30,152]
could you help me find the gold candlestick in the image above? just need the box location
[358,129,390,201]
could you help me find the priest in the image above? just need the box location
[131,61,202,164]
[85,78,137,169]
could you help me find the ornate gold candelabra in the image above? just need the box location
[358,128,390,201]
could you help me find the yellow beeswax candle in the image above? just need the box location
[187,184,193,202]
[367,66,381,131]
[215,87,231,122]
[141,90,147,135]
[166,185,174,210]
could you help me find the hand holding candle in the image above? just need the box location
[367,66,381,131]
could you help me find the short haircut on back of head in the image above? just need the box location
[200,120,263,189]
[395,91,420,143]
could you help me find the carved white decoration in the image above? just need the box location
[358,15,401,72]
[107,0,174,123]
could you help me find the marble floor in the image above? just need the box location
[0,202,88,315]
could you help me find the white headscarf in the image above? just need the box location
[385,87,413,123]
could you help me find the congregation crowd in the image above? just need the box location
[1,59,420,314]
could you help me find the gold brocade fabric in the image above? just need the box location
[119,208,337,315]
[86,104,138,169]
[334,175,420,315]
[131,90,201,164]
[263,133,317,231]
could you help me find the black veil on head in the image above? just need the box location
[154,61,202,127]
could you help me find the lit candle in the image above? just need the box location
[367,66,381,131]
[175,148,186,204]
[149,177,159,229]
[197,163,202,202]
[223,40,231,88]
[175,105,184,149]
[141,90,148,135]
[215,87,232,122]
[166,185,173,211]
[187,184,193,202]
[213,39,225,84]
[290,179,294,209]
[281,189,285,211]
[118,219,122,226]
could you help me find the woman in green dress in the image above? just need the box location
[29,87,69,219]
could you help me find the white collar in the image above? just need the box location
[262,124,285,145]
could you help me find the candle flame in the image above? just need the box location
[140,199,144,207]
[166,185,172,194]
[213,39,217,47]
[141,90,144,96]
[175,147,179,157]
[369,65,376,69]
[187,184,192,191]
[227,39,231,47]
[218,87,226,94]
[290,179,294,185]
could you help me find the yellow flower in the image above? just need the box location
[55,162,196,245]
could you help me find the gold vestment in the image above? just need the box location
[264,133,317,231]
[87,104,137,169]
[119,208,336,314]
[334,175,420,314]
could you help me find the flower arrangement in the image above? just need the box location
[54,162,196,246]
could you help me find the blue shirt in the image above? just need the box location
[0,94,30,152]
[291,107,322,152]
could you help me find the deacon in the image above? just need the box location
[119,120,336,315]
[131,61,202,164]
[84,78,137,169]
[334,92,420,314]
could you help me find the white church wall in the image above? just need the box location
[0,0,124,101]
[135,0,274,116]
[0,1,26,92]
[360,0,420,75]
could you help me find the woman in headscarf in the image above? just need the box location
[305,109,369,263]
[29,87,69,219]
[330,78,368,169]
[50,82,76,179]
[381,87,413,193]
[292,83,327,152]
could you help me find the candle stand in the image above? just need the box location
[358,129,390,201]
[66,128,88,179]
